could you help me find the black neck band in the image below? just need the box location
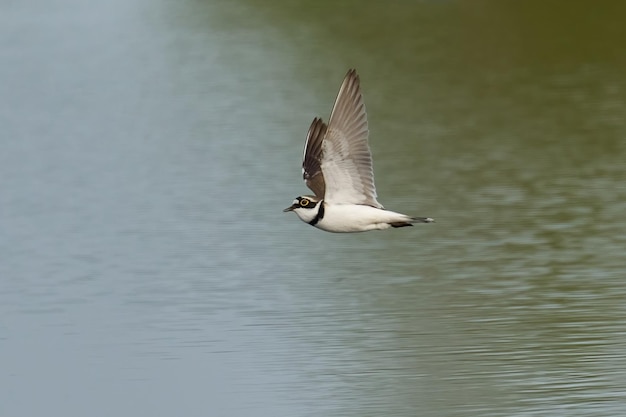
[308,201,325,226]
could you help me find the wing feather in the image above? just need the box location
[321,69,382,208]
[302,117,327,199]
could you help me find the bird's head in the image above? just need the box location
[283,196,322,223]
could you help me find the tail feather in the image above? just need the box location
[390,216,434,228]
[390,222,413,228]
[412,216,434,223]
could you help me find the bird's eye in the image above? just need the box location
[300,199,309,207]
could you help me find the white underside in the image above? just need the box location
[295,203,414,233]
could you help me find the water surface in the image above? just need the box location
[2,1,626,416]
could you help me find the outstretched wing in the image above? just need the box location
[302,117,327,199]
[321,69,382,208]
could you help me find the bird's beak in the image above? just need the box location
[283,204,297,212]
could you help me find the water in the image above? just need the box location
[2,1,626,416]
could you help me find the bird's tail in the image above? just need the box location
[412,216,434,223]
[390,216,434,228]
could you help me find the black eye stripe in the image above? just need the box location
[297,197,316,209]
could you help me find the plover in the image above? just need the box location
[284,69,433,233]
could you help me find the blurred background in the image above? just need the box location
[2,1,626,416]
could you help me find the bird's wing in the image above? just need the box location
[302,117,327,199]
[320,69,383,208]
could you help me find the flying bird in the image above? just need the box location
[284,69,433,232]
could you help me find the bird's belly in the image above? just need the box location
[314,204,405,233]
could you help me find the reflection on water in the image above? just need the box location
[1,0,626,416]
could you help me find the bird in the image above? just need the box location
[283,69,434,233]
